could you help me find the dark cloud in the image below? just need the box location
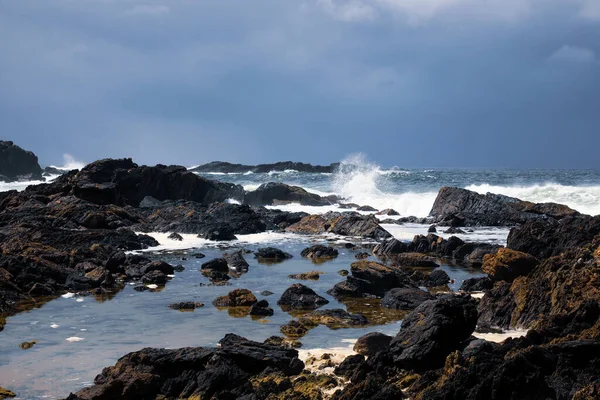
[0,0,598,167]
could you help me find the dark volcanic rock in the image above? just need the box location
[249,299,274,317]
[277,284,329,310]
[373,239,408,257]
[377,208,399,216]
[357,205,378,212]
[507,215,600,260]
[287,211,391,240]
[381,288,435,310]
[299,308,368,329]
[334,354,365,378]
[392,252,439,268]
[0,140,43,182]
[459,276,493,292]
[427,269,451,287]
[389,295,478,370]
[353,332,393,356]
[254,247,293,262]
[66,333,304,400]
[429,186,579,227]
[168,302,204,311]
[167,232,183,241]
[196,223,237,241]
[190,160,340,174]
[223,250,249,272]
[245,182,337,206]
[300,245,339,259]
[200,258,228,273]
[35,158,244,206]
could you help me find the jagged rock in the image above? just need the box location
[372,239,408,257]
[381,288,435,310]
[300,245,339,259]
[377,209,399,216]
[392,253,439,268]
[429,187,579,227]
[196,223,237,241]
[334,354,365,378]
[212,289,257,307]
[481,248,538,282]
[141,270,167,284]
[389,295,478,370]
[277,284,329,310]
[427,269,451,287]
[354,252,370,260]
[254,247,293,262]
[66,334,304,399]
[287,212,391,240]
[428,225,437,233]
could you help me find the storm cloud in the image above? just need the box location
[0,0,598,167]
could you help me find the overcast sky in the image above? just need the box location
[1,0,599,168]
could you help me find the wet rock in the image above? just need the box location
[67,333,304,399]
[459,276,493,292]
[300,245,339,259]
[141,270,167,284]
[140,261,174,275]
[427,269,451,287]
[482,248,538,282]
[280,320,310,338]
[372,239,408,257]
[381,288,435,310]
[357,205,378,212]
[334,354,365,378]
[288,271,324,280]
[392,252,439,268]
[196,223,237,241]
[167,232,183,241]
[263,336,302,349]
[338,269,349,276]
[200,258,228,273]
[428,225,437,233]
[430,186,579,227]
[354,332,393,356]
[260,290,274,296]
[213,288,257,307]
[19,341,38,350]
[191,161,339,174]
[202,270,230,283]
[277,284,329,310]
[287,211,391,240]
[377,209,399,216]
[245,182,337,206]
[299,309,369,329]
[192,252,206,259]
[168,302,204,311]
[223,250,249,272]
[0,387,16,399]
[249,299,274,317]
[389,295,478,370]
[354,252,370,260]
[28,283,55,296]
[254,247,293,262]
[173,264,185,272]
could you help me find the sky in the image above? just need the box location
[0,0,599,168]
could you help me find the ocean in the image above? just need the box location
[1,156,599,399]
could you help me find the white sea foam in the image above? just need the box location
[473,329,528,343]
[49,154,86,171]
[466,183,600,216]
[65,336,84,342]
[381,223,510,244]
[61,293,75,299]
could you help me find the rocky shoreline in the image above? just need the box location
[0,149,598,399]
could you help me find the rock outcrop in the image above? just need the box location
[245,182,338,206]
[190,161,340,174]
[429,186,579,227]
[287,212,391,240]
[0,140,43,182]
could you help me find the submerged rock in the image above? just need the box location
[19,341,38,350]
[168,302,204,311]
[288,271,324,280]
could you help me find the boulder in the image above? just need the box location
[459,276,493,292]
[249,299,274,317]
[200,258,228,273]
[389,295,478,370]
[482,248,538,282]
[334,354,365,378]
[377,209,400,216]
[223,250,249,272]
[277,284,329,310]
[288,271,324,280]
[392,253,439,268]
[353,332,393,356]
[300,245,339,259]
[212,289,257,307]
[167,232,183,241]
[381,288,435,310]
[254,247,293,262]
[357,205,378,212]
